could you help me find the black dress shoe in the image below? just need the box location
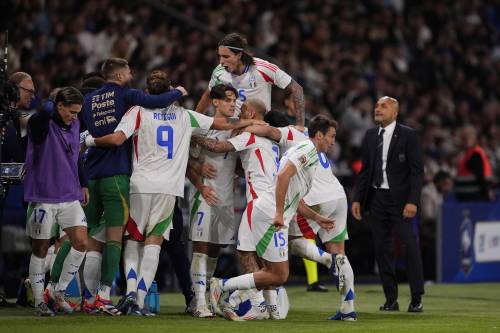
[408,302,423,313]
[379,300,399,311]
[307,282,328,292]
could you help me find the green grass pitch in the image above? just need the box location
[1,283,499,333]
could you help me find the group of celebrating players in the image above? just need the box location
[24,32,356,321]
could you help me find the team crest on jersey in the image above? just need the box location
[298,155,307,165]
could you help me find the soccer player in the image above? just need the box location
[197,114,337,319]
[195,32,305,126]
[255,112,357,321]
[84,70,265,315]
[186,84,240,318]
[79,58,186,315]
[25,87,88,316]
[191,98,283,320]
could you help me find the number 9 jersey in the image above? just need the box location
[115,105,213,196]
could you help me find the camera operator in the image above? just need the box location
[0,71,33,218]
[0,72,32,302]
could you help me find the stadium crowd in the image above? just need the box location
[5,0,500,184]
[0,0,499,320]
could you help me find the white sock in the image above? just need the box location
[136,244,161,308]
[206,256,218,281]
[56,247,86,292]
[124,240,141,296]
[289,238,332,268]
[249,289,265,306]
[29,254,46,305]
[98,285,112,300]
[263,289,277,308]
[337,255,355,314]
[83,251,102,301]
[190,252,208,306]
[221,273,256,292]
[44,245,55,273]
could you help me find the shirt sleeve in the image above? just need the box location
[187,110,214,135]
[255,59,292,89]
[208,65,226,90]
[115,106,141,139]
[228,132,255,152]
[124,88,182,109]
[28,100,54,144]
[287,142,317,172]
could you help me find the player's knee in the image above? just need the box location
[274,269,289,285]
[72,236,88,252]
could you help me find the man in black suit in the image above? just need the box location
[352,96,424,312]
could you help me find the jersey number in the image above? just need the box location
[196,212,204,226]
[273,231,286,247]
[238,89,247,102]
[156,125,174,159]
[33,208,46,224]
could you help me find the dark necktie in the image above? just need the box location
[374,128,385,187]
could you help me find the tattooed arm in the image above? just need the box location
[191,135,236,153]
[284,79,305,127]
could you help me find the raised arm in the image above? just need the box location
[85,131,127,148]
[244,124,282,141]
[124,87,186,109]
[191,135,236,154]
[284,79,305,127]
[195,89,211,114]
[211,117,266,131]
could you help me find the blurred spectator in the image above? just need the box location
[455,125,495,202]
[420,170,453,280]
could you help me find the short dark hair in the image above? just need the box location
[55,87,83,106]
[81,74,105,95]
[433,170,451,185]
[264,110,290,127]
[101,58,128,80]
[209,84,238,100]
[308,114,338,138]
[146,70,171,95]
[218,33,254,66]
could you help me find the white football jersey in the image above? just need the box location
[208,57,292,115]
[116,105,213,196]
[255,140,319,225]
[277,126,346,205]
[199,128,237,204]
[228,132,279,202]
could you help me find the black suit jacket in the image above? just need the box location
[353,122,424,213]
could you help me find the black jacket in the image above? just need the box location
[353,122,424,213]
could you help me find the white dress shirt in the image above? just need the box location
[377,120,396,189]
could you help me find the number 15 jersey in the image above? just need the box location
[115,104,213,196]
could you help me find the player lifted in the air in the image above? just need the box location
[196,32,305,126]
[84,70,266,316]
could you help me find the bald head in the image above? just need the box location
[374,96,399,127]
[241,98,266,120]
[9,71,35,109]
